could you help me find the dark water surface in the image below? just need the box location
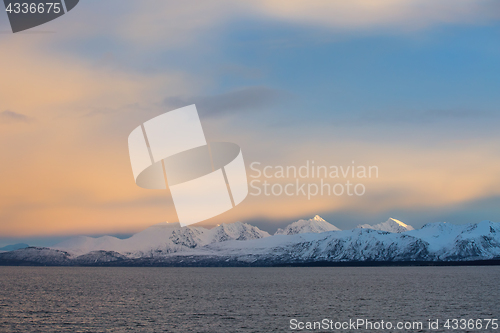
[0,266,499,332]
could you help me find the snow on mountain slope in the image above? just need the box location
[54,221,270,257]
[6,219,499,265]
[275,215,341,235]
[357,218,414,233]
[211,221,270,242]
[405,221,463,252]
[207,228,427,262]
[407,220,500,259]
[55,222,183,256]
[0,247,72,265]
[207,221,500,262]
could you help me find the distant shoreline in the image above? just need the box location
[1,259,499,267]
[275,259,500,267]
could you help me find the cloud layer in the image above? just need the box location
[0,1,499,237]
[0,111,32,124]
[164,87,284,117]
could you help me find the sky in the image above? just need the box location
[1,0,500,246]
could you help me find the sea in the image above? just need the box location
[0,266,499,332]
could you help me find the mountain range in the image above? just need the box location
[1,216,499,266]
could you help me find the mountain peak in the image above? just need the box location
[388,218,410,228]
[211,221,270,241]
[357,218,414,233]
[54,220,270,255]
[313,215,326,222]
[275,216,341,235]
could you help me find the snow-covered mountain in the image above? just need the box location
[275,215,341,235]
[53,221,270,257]
[202,220,500,264]
[357,218,414,233]
[1,219,499,266]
